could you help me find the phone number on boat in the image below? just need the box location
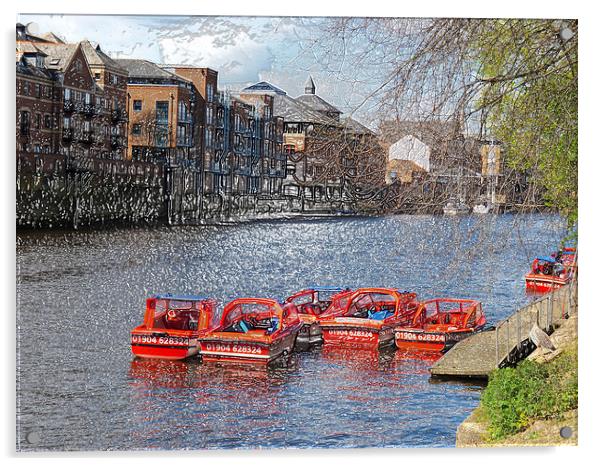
[327,329,373,338]
[395,332,445,342]
[131,335,190,346]
[203,343,263,354]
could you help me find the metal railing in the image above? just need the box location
[494,277,577,368]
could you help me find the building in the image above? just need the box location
[236,91,286,197]
[17,25,130,172]
[115,59,198,165]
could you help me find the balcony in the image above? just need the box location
[62,128,73,142]
[63,100,74,113]
[74,101,85,113]
[79,130,94,144]
[110,135,124,149]
[176,137,192,147]
[111,108,127,123]
[83,104,97,118]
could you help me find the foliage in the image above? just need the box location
[472,20,578,230]
[481,345,578,440]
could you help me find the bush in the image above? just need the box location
[481,346,578,440]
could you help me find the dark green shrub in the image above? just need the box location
[481,347,578,440]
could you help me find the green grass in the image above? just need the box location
[481,344,578,440]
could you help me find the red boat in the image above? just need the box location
[394,298,486,352]
[525,247,577,293]
[198,298,302,364]
[317,288,419,349]
[131,294,216,360]
[284,286,352,347]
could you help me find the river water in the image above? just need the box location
[16,213,566,450]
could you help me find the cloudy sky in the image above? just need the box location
[18,14,387,126]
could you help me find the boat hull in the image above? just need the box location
[525,274,569,293]
[199,330,298,365]
[394,328,478,352]
[131,333,198,360]
[320,322,395,350]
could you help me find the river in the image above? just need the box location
[16,213,566,450]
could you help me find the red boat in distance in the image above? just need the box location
[525,247,577,293]
[284,287,353,347]
[394,298,486,352]
[198,298,302,364]
[131,294,216,360]
[318,288,419,349]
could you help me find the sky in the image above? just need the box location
[17,14,387,127]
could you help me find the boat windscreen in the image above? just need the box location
[222,302,273,328]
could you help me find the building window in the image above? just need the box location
[64,88,71,101]
[44,114,52,129]
[20,111,30,135]
[35,113,41,129]
[94,72,101,81]
[156,101,169,124]
[133,100,142,112]
[132,124,141,135]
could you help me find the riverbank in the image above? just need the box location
[456,309,578,447]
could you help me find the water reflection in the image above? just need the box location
[16,214,567,450]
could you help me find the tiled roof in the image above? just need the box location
[273,93,338,126]
[115,58,192,83]
[340,116,374,135]
[16,59,57,81]
[295,93,341,115]
[80,41,127,74]
[35,43,79,71]
[241,81,287,95]
[16,41,47,56]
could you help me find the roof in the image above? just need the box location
[304,75,316,92]
[273,93,337,126]
[153,293,212,301]
[114,58,191,82]
[16,58,57,81]
[34,43,79,71]
[241,81,287,95]
[16,41,47,56]
[40,32,65,44]
[80,41,127,74]
[295,93,341,115]
[340,116,374,135]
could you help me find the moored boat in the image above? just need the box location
[284,286,352,347]
[525,247,577,293]
[131,294,216,360]
[317,288,419,349]
[198,298,302,364]
[394,298,486,352]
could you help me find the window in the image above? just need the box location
[35,114,41,129]
[155,101,169,124]
[44,115,51,129]
[63,117,71,129]
[94,72,101,81]
[132,124,141,135]
[133,100,142,112]
[22,81,29,96]
[64,88,71,101]
[207,84,214,103]
[20,111,30,135]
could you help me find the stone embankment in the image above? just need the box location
[456,311,578,447]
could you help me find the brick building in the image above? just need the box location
[17,24,130,171]
[115,59,198,165]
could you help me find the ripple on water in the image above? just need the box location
[16,213,567,450]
